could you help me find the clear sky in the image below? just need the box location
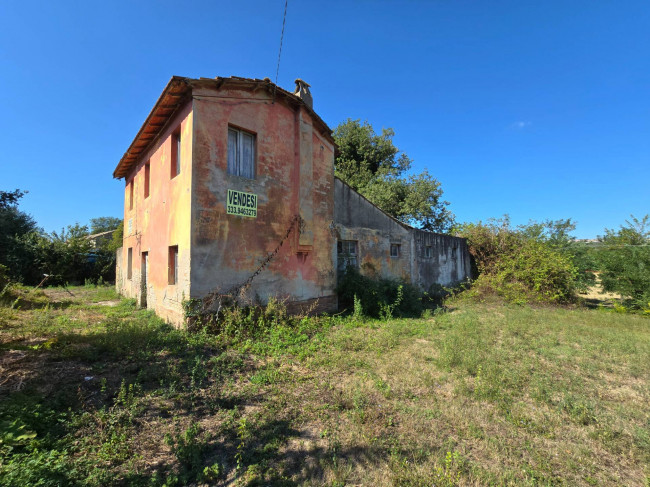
[1,0,648,238]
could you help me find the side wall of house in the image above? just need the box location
[190,88,337,312]
[334,178,471,290]
[334,179,413,281]
[118,102,193,325]
[412,230,471,290]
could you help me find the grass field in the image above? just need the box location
[0,285,648,486]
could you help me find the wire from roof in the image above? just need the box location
[273,0,289,104]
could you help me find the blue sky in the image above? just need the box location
[1,0,648,238]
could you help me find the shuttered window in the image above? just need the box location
[227,127,255,179]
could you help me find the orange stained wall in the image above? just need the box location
[119,102,193,324]
[189,87,337,308]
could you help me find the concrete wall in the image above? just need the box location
[189,87,337,312]
[334,178,471,290]
[412,230,471,289]
[334,179,413,281]
[118,102,193,325]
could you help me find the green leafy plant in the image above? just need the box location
[337,267,423,318]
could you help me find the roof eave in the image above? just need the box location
[112,76,192,179]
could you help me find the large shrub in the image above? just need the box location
[455,217,579,304]
[598,215,650,310]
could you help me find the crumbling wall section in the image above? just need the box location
[412,229,471,290]
[334,178,471,290]
[334,179,413,281]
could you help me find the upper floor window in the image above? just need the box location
[128,180,134,210]
[425,245,432,258]
[171,128,181,178]
[227,126,255,179]
[144,161,151,199]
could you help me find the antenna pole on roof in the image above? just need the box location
[272,0,289,104]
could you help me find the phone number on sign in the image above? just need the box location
[227,205,257,217]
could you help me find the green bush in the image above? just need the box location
[455,217,579,304]
[595,215,650,310]
[337,266,423,318]
[599,246,650,310]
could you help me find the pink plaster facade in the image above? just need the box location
[189,86,337,313]
[117,102,193,324]
[115,77,337,326]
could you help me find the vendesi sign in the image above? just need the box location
[227,189,258,218]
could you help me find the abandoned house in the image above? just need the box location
[113,76,471,325]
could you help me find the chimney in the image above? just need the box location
[293,79,313,109]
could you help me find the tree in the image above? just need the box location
[89,216,122,234]
[598,214,650,309]
[333,119,454,232]
[0,189,27,209]
[600,214,650,246]
[0,189,41,282]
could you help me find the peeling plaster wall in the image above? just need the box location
[334,180,413,281]
[334,178,471,289]
[118,103,193,325]
[189,88,337,311]
[412,230,471,289]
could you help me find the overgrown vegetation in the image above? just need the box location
[1,286,648,485]
[337,266,424,318]
[454,217,582,304]
[597,215,650,311]
[0,189,121,286]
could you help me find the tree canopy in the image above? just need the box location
[90,216,122,234]
[333,119,454,232]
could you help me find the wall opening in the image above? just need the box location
[127,247,133,280]
[144,161,151,199]
[168,245,178,285]
[390,243,401,258]
[171,128,181,178]
[141,252,148,307]
[337,240,358,273]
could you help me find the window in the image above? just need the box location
[128,180,134,210]
[337,240,358,272]
[168,246,178,285]
[425,246,432,258]
[390,243,401,258]
[171,129,181,178]
[127,247,133,280]
[144,161,151,198]
[227,127,255,178]
[452,246,457,260]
